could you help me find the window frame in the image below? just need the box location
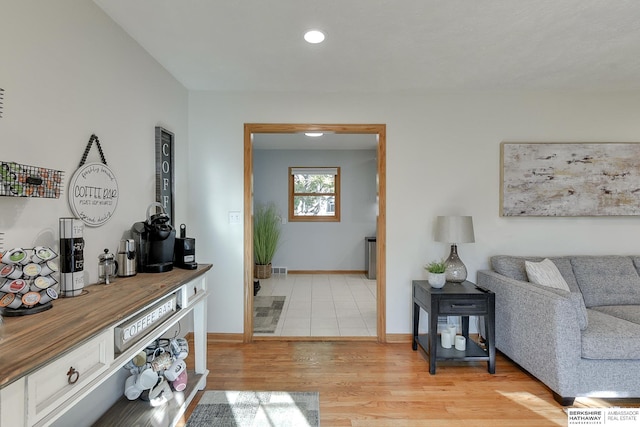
[288,166,341,222]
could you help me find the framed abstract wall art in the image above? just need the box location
[501,142,640,217]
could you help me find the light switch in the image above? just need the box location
[229,211,241,224]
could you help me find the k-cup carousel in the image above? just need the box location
[0,247,59,316]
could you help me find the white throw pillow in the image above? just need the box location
[525,258,571,292]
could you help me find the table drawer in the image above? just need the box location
[27,330,113,424]
[179,276,206,308]
[439,298,488,315]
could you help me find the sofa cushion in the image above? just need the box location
[525,258,571,292]
[571,256,640,307]
[582,309,640,359]
[491,256,588,329]
[591,305,640,325]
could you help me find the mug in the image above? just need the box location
[124,374,142,400]
[170,338,189,360]
[136,367,158,390]
[454,335,466,351]
[151,350,173,372]
[171,369,188,392]
[163,359,186,381]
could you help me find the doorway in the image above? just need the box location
[243,123,386,343]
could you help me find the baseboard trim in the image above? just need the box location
[385,334,413,343]
[207,333,244,343]
[288,270,367,275]
[205,332,415,344]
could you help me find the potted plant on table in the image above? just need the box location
[253,203,281,279]
[425,259,447,288]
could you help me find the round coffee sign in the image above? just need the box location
[68,163,119,227]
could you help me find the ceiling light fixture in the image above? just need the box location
[304,30,325,44]
[305,132,324,137]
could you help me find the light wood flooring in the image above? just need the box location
[180,340,639,426]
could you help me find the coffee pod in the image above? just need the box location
[0,279,28,294]
[124,374,142,400]
[30,275,56,292]
[39,287,58,304]
[31,246,57,263]
[21,291,41,307]
[164,359,186,381]
[2,248,28,265]
[39,260,59,276]
[0,293,23,309]
[0,264,23,280]
[22,263,42,278]
[170,369,188,392]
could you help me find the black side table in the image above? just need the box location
[412,280,495,374]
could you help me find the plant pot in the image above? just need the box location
[428,272,446,288]
[254,263,272,279]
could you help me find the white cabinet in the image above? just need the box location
[0,267,210,427]
[27,330,113,425]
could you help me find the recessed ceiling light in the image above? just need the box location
[304,30,325,44]
[305,132,324,137]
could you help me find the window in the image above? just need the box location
[289,167,340,222]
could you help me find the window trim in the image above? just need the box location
[288,166,341,222]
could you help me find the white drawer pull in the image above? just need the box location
[67,367,80,385]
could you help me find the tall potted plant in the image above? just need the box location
[253,203,281,279]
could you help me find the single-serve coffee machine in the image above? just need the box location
[131,203,175,273]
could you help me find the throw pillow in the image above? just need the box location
[525,258,571,292]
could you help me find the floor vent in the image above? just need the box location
[272,266,288,275]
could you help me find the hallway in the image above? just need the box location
[254,273,376,337]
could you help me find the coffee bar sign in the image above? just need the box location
[68,162,119,227]
[114,293,178,353]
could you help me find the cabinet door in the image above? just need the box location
[0,378,26,427]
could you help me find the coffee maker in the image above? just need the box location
[131,203,175,273]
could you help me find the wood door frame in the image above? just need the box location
[243,123,386,343]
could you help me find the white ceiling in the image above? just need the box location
[93,0,640,149]
[94,0,640,94]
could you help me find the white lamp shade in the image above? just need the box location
[434,216,475,244]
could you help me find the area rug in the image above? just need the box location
[253,295,285,333]
[185,390,319,427]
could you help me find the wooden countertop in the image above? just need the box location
[0,264,212,389]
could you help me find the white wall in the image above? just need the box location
[1,0,189,284]
[254,148,377,270]
[2,2,188,424]
[189,91,640,334]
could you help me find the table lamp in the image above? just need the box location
[434,215,475,282]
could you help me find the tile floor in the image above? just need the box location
[254,273,377,337]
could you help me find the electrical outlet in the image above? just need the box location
[229,211,241,224]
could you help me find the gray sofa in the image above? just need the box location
[477,255,640,405]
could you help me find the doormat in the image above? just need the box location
[185,390,319,427]
[253,295,285,333]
